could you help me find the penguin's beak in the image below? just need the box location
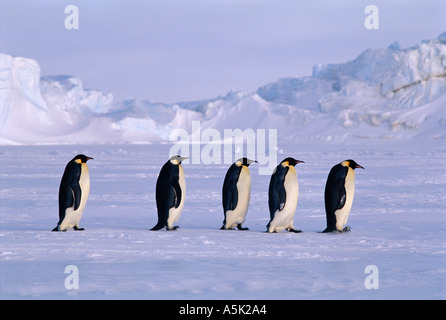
[86,157,93,162]
[247,159,257,165]
[295,160,305,165]
[178,156,188,163]
[356,164,364,170]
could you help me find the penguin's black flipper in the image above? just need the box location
[58,162,81,223]
[222,164,240,212]
[71,180,82,211]
[325,166,347,212]
[268,165,289,218]
[336,179,347,210]
[171,177,182,209]
[223,178,238,212]
[324,164,348,232]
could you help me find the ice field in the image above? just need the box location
[0,141,444,299]
[1,31,445,300]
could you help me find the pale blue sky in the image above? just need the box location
[1,0,445,103]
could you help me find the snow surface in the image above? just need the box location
[0,141,445,299]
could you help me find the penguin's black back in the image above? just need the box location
[268,164,289,219]
[324,163,348,231]
[222,163,242,213]
[154,160,181,229]
[58,159,82,222]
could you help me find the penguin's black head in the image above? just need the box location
[73,154,93,164]
[344,159,364,170]
[281,157,305,167]
[237,158,257,167]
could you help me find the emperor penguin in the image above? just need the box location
[267,157,304,233]
[323,159,364,233]
[151,155,187,231]
[52,154,93,232]
[221,158,257,230]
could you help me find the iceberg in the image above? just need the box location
[0,32,445,145]
[0,54,49,135]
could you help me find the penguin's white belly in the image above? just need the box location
[269,168,299,232]
[335,168,355,231]
[225,167,251,228]
[167,165,186,229]
[60,164,90,230]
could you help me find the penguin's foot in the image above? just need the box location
[73,226,85,231]
[342,226,351,233]
[220,225,235,230]
[167,226,180,231]
[237,224,249,231]
[287,228,302,233]
[52,226,67,232]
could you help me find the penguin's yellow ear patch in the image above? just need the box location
[75,159,82,164]
[341,160,350,167]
